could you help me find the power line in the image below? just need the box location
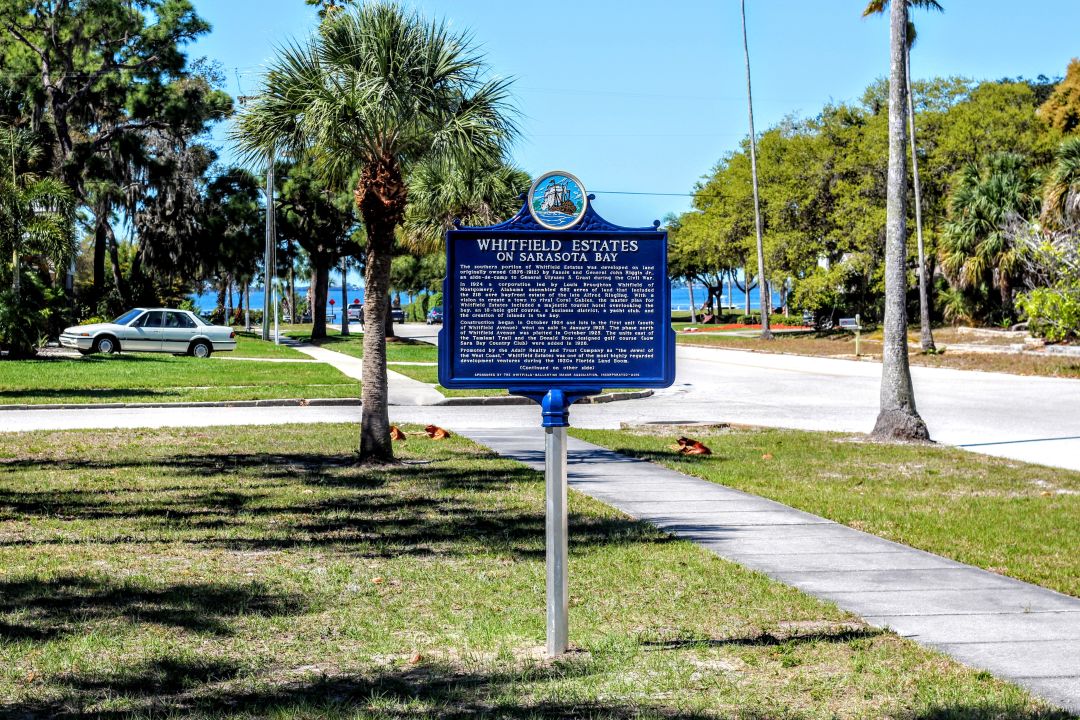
[591,190,694,197]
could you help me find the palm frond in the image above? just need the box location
[230,1,518,196]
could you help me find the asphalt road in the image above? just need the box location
[395,323,1080,471]
[4,325,1079,472]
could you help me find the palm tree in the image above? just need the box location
[864,0,943,352]
[402,158,529,254]
[0,127,76,298]
[740,0,772,339]
[1042,136,1080,230]
[872,0,930,441]
[233,3,515,461]
[941,153,1041,316]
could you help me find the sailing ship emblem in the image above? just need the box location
[528,171,587,230]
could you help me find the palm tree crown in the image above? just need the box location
[232,2,517,461]
[1042,136,1080,229]
[1,127,76,296]
[402,159,529,254]
[233,3,515,199]
[941,152,1041,310]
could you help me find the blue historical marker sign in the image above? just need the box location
[439,172,675,422]
[439,172,674,657]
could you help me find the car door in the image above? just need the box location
[161,311,196,353]
[123,311,164,351]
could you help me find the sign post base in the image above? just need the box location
[515,388,598,656]
[545,424,568,657]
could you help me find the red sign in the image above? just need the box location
[329,299,336,305]
[353,299,360,304]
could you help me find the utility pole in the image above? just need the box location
[238,93,275,343]
[741,0,772,339]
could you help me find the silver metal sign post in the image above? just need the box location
[545,424,569,656]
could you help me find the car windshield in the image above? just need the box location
[112,309,143,325]
[189,313,209,326]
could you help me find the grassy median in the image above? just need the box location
[571,425,1080,599]
[0,344,357,405]
[285,329,439,363]
[676,328,1080,379]
[0,423,1063,718]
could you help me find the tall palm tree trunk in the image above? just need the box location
[742,265,751,315]
[873,0,930,442]
[9,129,18,298]
[355,165,405,462]
[289,265,296,324]
[741,0,772,340]
[311,265,329,340]
[11,246,19,297]
[340,256,350,337]
[359,233,393,460]
[906,49,935,352]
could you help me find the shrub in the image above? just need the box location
[0,274,66,358]
[1018,287,1080,342]
[730,312,796,326]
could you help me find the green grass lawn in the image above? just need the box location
[229,331,311,359]
[284,330,439,364]
[676,329,1080,379]
[384,365,641,400]
[0,423,1063,719]
[0,352,358,405]
[283,333,635,399]
[571,425,1080,598]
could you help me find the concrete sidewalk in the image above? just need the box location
[288,342,445,406]
[460,428,1080,714]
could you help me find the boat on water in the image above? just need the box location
[539,178,578,216]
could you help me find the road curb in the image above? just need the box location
[0,398,323,411]
[434,390,654,406]
[0,390,652,412]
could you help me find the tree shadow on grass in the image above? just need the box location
[640,626,882,650]
[6,655,727,720]
[6,354,173,365]
[54,657,244,697]
[0,388,183,402]
[575,446,728,469]
[912,706,1073,720]
[0,575,308,641]
[9,654,1071,720]
[0,451,672,557]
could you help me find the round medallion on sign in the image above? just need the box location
[528,171,588,230]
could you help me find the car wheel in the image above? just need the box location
[190,340,212,359]
[93,336,118,354]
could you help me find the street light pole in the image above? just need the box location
[545,424,569,656]
[262,149,275,341]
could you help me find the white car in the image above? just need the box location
[60,308,237,358]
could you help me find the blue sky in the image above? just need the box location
[192,0,1079,229]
